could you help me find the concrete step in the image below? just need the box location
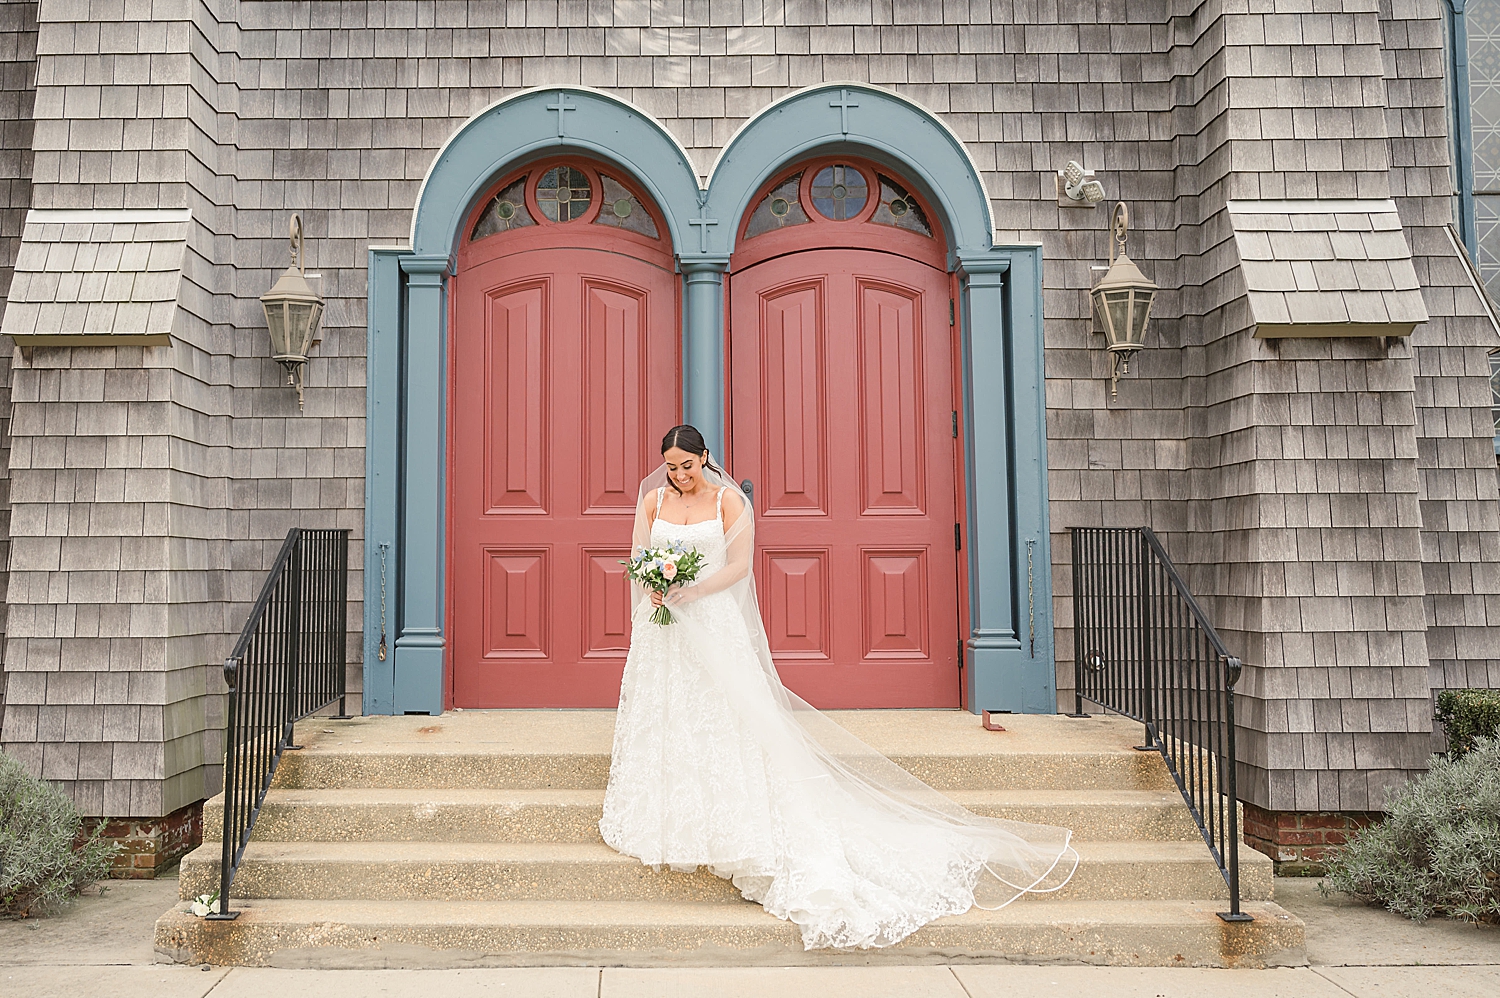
[177,839,1273,904]
[153,897,1306,969]
[274,711,1177,792]
[202,787,1202,844]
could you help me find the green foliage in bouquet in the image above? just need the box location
[1322,737,1500,924]
[1435,689,1500,758]
[0,750,115,918]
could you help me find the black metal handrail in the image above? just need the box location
[1069,526,1252,922]
[209,528,350,919]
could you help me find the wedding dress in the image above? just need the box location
[600,464,1077,950]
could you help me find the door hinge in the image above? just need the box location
[949,298,955,325]
[951,410,958,438]
[955,523,962,551]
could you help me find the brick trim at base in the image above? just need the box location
[1242,802,1382,876]
[81,801,204,879]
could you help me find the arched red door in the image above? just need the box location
[729,162,963,708]
[449,161,679,707]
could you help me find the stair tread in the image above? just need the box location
[223,786,1187,806]
[292,711,1150,758]
[184,838,1254,866]
[158,896,1297,928]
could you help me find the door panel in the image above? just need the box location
[858,282,925,514]
[763,550,830,658]
[759,282,827,515]
[482,549,547,658]
[484,282,548,512]
[583,281,649,513]
[453,247,677,707]
[730,249,959,707]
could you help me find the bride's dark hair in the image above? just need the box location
[660,424,723,495]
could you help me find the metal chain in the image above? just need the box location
[1026,538,1036,658]
[377,542,389,662]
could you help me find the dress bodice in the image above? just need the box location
[649,491,728,578]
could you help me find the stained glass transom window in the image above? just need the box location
[810,164,869,220]
[537,165,592,222]
[871,175,932,236]
[744,172,811,238]
[471,177,536,240]
[593,174,659,238]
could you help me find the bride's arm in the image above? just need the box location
[668,491,750,603]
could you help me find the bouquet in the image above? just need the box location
[623,542,706,625]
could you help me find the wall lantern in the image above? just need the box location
[1091,202,1158,399]
[259,213,324,410]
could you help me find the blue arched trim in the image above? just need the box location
[408,87,702,261]
[701,83,996,265]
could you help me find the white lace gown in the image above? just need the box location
[600,493,1073,949]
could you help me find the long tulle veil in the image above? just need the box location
[630,457,1078,918]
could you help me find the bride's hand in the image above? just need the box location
[650,589,666,607]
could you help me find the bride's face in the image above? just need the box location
[663,447,708,493]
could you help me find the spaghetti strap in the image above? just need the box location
[656,486,664,517]
[715,486,726,522]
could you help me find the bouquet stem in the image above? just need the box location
[649,601,674,626]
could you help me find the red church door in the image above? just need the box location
[729,162,962,708]
[449,162,678,707]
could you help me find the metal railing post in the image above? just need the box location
[1135,529,1159,751]
[1221,657,1250,922]
[281,532,304,752]
[208,657,240,921]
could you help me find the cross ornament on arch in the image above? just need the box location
[830,89,860,136]
[689,204,719,252]
[547,91,578,138]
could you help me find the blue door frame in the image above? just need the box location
[363,84,1057,716]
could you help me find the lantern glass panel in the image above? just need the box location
[265,301,290,357]
[1105,290,1135,347]
[1131,289,1156,343]
[289,301,319,356]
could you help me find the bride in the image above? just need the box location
[600,424,1078,949]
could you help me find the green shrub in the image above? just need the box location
[1323,736,1500,924]
[1436,689,1500,757]
[0,750,115,918]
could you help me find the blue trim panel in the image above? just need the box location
[957,248,1056,714]
[1447,0,1478,258]
[363,248,408,715]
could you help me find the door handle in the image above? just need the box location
[740,479,754,509]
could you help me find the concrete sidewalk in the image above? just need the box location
[3,878,1499,997]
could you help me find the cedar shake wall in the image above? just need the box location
[0,0,1494,817]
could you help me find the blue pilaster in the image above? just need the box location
[958,249,1055,714]
[392,254,450,715]
[681,256,730,457]
[363,248,408,715]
